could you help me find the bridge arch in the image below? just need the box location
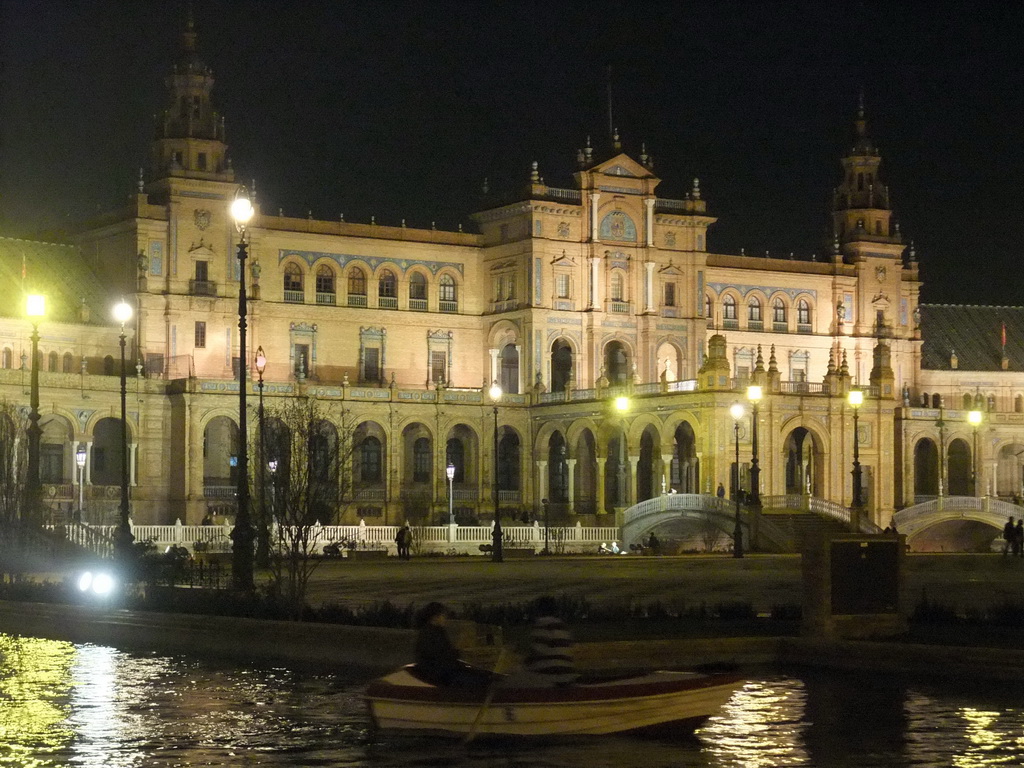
[781,423,826,496]
[913,437,939,499]
[892,497,1017,552]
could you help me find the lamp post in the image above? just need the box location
[446,462,456,525]
[75,444,86,522]
[255,346,268,567]
[25,295,44,522]
[230,187,255,591]
[968,409,982,496]
[112,300,135,559]
[848,389,864,528]
[747,385,762,509]
[729,402,745,558]
[489,380,503,563]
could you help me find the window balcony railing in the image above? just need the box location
[723,318,739,329]
[609,301,630,314]
[498,490,521,503]
[409,298,428,311]
[797,323,812,334]
[453,487,479,502]
[42,483,74,500]
[773,321,788,332]
[353,485,386,501]
[316,291,337,306]
[347,294,367,307]
[378,296,398,309]
[189,279,217,296]
[748,320,763,331]
[439,300,458,313]
[284,290,304,304]
[203,484,236,499]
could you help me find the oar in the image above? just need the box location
[460,647,514,746]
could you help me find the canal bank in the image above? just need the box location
[4,599,1024,684]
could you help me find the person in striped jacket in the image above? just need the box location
[524,595,578,686]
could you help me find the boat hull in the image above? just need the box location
[366,668,743,737]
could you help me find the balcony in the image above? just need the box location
[797,323,812,334]
[773,321,788,333]
[609,301,630,314]
[316,291,337,306]
[439,300,458,314]
[409,298,428,312]
[723,318,739,330]
[378,296,398,309]
[748,320,763,331]
[189,279,217,297]
[284,290,304,304]
[348,294,368,307]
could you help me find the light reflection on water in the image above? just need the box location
[2,633,1024,766]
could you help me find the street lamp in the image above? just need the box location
[75,444,87,523]
[848,389,864,528]
[446,462,456,525]
[230,186,255,591]
[747,385,762,510]
[489,380,503,563]
[112,299,134,559]
[729,401,745,558]
[25,295,45,523]
[968,409,983,496]
[255,346,268,567]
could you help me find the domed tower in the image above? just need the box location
[148,10,233,188]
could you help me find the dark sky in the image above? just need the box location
[2,1,1022,305]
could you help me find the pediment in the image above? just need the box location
[659,263,684,276]
[551,254,576,267]
[592,154,652,179]
[188,243,215,258]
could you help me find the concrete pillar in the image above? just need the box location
[488,347,499,385]
[661,453,673,494]
[130,442,138,486]
[644,198,655,247]
[627,455,640,505]
[596,457,606,514]
[590,193,601,241]
[536,460,548,504]
[514,343,523,393]
[567,458,577,505]
[645,261,656,313]
[589,255,603,310]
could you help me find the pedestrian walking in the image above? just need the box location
[1003,516,1015,557]
[717,483,726,499]
[1015,519,1024,558]
[396,523,413,560]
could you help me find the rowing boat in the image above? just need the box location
[366,665,743,737]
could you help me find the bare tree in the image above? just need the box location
[0,402,29,581]
[257,397,353,619]
[701,520,725,553]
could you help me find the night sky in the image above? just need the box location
[1,1,1022,305]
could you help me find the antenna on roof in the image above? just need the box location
[606,64,614,143]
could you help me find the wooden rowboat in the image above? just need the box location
[366,666,744,737]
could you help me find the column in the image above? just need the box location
[589,255,602,310]
[644,198,655,246]
[661,453,673,494]
[596,458,606,514]
[536,460,547,503]
[130,442,138,486]
[85,441,93,484]
[488,347,499,385]
[566,458,577,505]
[627,455,640,505]
[590,193,601,241]
[645,261,656,313]
[514,343,523,393]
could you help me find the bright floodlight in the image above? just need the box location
[268,458,278,473]
[76,445,87,468]
[231,187,254,228]
[968,410,983,426]
[446,463,456,481]
[729,402,745,421]
[614,395,629,413]
[489,380,503,402]
[77,571,93,592]
[26,294,45,318]
[848,389,864,408]
[255,346,267,374]
[112,300,133,325]
[747,384,763,403]
[91,573,114,596]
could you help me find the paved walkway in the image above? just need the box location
[303,553,1024,615]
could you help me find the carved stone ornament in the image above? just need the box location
[557,221,570,238]
[194,208,212,231]
[875,265,886,282]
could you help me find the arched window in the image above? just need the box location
[378,269,397,298]
[283,263,303,301]
[63,352,74,373]
[413,437,431,483]
[963,393,973,409]
[409,272,427,301]
[610,272,625,302]
[722,295,736,320]
[1015,395,1023,414]
[360,437,382,483]
[932,393,942,408]
[48,351,58,371]
[705,294,712,318]
[315,265,335,295]
[773,298,787,324]
[439,275,457,312]
[748,297,762,322]
[1,348,10,369]
[445,438,465,483]
[348,267,366,296]
[797,299,811,325]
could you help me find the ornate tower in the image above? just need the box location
[148,11,233,187]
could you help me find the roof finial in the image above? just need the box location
[530,161,540,184]
[137,167,144,193]
[482,177,489,194]
[612,127,621,151]
[691,178,701,200]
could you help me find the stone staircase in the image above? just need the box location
[0,522,106,574]
[757,511,851,552]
